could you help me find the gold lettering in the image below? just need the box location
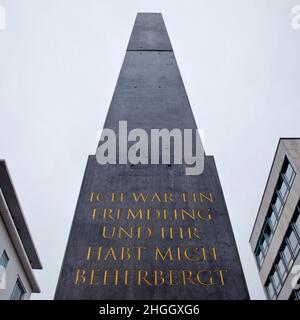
[182,270,196,286]
[90,269,100,285]
[127,208,143,220]
[200,192,213,203]
[104,247,117,261]
[119,227,133,239]
[103,270,119,286]
[75,269,86,285]
[138,270,152,286]
[154,270,165,285]
[196,270,213,286]
[86,246,102,261]
[132,192,149,203]
[155,247,173,261]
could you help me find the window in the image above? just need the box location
[0,250,9,269]
[257,250,264,266]
[273,195,283,216]
[255,158,296,269]
[271,269,281,294]
[266,280,276,300]
[282,242,293,269]
[283,162,295,186]
[265,199,300,299]
[262,223,272,253]
[268,209,278,230]
[293,206,300,238]
[261,236,268,254]
[255,246,264,267]
[255,222,273,267]
[277,178,288,202]
[289,288,300,300]
[286,228,300,257]
[0,251,9,284]
[276,257,287,281]
[10,278,25,300]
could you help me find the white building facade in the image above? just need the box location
[0,160,42,300]
[250,138,300,300]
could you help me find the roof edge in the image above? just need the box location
[249,138,300,243]
[0,160,42,269]
[0,188,40,292]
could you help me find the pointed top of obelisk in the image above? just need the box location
[127,13,173,51]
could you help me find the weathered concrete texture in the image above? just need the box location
[55,157,249,300]
[127,13,173,51]
[55,13,249,300]
[104,51,196,132]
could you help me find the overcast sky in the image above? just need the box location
[1,0,300,300]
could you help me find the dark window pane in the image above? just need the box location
[10,279,25,300]
[0,251,9,269]
[278,179,288,201]
[277,258,286,280]
[296,288,300,300]
[269,210,277,229]
[282,243,293,268]
[256,249,264,267]
[273,196,283,216]
[288,229,300,255]
[266,281,276,299]
[289,291,297,300]
[272,269,281,293]
[261,236,269,254]
[284,164,295,185]
[294,210,300,237]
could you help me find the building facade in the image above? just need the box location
[0,160,42,300]
[250,138,300,300]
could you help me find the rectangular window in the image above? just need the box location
[273,195,283,217]
[289,288,300,300]
[255,246,264,268]
[271,269,281,294]
[10,278,25,300]
[287,228,300,257]
[293,206,300,238]
[268,209,278,230]
[296,288,300,300]
[0,250,9,284]
[282,158,295,186]
[282,242,293,269]
[277,178,288,202]
[266,280,276,300]
[0,250,9,269]
[276,257,287,281]
[261,236,268,254]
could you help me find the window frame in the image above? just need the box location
[286,228,300,258]
[292,205,300,238]
[255,158,296,270]
[282,160,296,187]
[0,250,9,269]
[275,255,287,282]
[266,279,276,300]
[10,277,26,300]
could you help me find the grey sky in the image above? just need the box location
[1,0,300,300]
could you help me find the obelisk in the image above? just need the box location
[55,13,249,300]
